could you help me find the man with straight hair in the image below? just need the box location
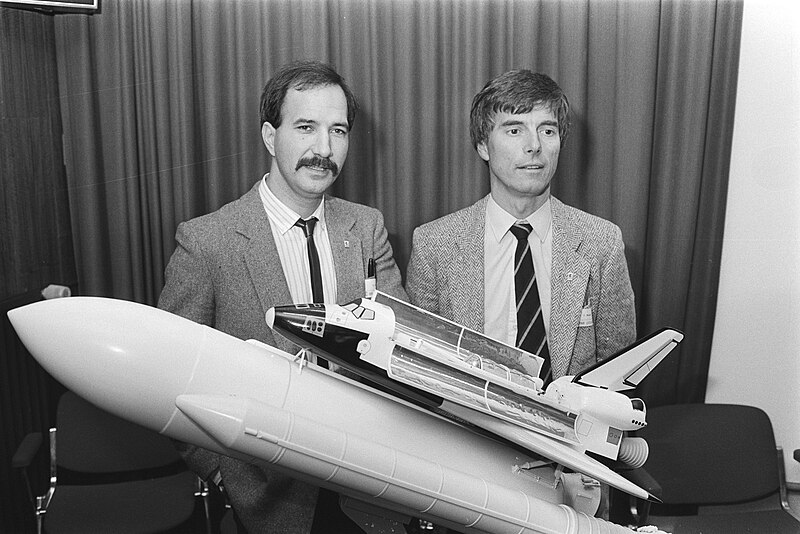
[406,69,636,386]
[159,60,407,533]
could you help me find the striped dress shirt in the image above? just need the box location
[258,175,338,305]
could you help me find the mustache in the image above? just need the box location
[296,156,338,175]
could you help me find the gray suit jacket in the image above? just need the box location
[158,182,407,533]
[406,195,636,379]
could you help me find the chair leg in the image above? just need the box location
[35,495,46,534]
[194,477,214,534]
[32,428,59,534]
[778,447,800,521]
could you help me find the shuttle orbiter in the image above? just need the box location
[266,291,683,500]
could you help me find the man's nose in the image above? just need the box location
[525,132,541,154]
[314,131,333,157]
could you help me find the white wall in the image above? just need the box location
[706,0,800,484]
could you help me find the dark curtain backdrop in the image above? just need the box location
[1,9,77,531]
[52,0,742,406]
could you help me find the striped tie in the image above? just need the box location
[294,217,324,304]
[295,217,327,369]
[509,222,551,384]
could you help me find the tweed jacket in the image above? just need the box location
[158,181,406,533]
[406,195,636,379]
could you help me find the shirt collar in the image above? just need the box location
[259,174,326,235]
[487,194,552,243]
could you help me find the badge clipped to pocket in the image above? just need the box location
[579,304,593,327]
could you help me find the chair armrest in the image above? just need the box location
[794,449,799,463]
[12,432,44,510]
[12,432,43,469]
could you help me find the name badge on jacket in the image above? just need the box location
[579,305,593,327]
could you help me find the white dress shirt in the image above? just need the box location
[258,175,337,304]
[484,195,552,346]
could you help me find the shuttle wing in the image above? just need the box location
[572,328,684,391]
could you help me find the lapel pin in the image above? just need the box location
[343,240,350,248]
[566,272,574,281]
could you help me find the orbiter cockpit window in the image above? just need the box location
[355,308,375,320]
[343,301,375,320]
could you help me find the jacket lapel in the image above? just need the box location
[549,197,591,378]
[450,197,487,332]
[236,186,293,316]
[325,198,364,303]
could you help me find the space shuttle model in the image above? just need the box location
[267,291,683,500]
[7,293,681,534]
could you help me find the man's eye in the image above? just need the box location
[298,125,313,132]
[332,128,348,137]
[507,128,520,135]
[542,127,557,136]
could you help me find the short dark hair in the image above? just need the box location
[259,60,358,129]
[469,70,570,149]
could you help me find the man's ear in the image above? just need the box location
[476,141,490,162]
[261,122,277,157]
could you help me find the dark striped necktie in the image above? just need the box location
[295,217,327,369]
[509,221,552,384]
[294,217,324,304]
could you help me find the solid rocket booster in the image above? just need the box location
[7,297,637,534]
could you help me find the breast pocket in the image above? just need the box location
[571,304,597,374]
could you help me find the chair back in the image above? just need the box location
[55,391,182,477]
[638,403,779,506]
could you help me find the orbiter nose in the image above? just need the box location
[265,307,275,328]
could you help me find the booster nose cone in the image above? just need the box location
[265,307,275,328]
[6,297,204,430]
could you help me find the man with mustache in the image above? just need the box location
[407,69,636,392]
[159,60,406,533]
